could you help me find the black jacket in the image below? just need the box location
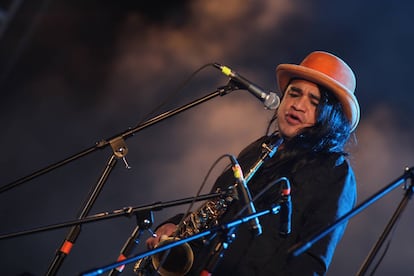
[165,135,356,276]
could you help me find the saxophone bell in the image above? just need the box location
[152,237,194,276]
[134,237,194,276]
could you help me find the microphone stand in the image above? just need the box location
[80,203,282,276]
[0,84,239,276]
[46,153,119,276]
[0,84,237,194]
[289,167,414,274]
[356,173,414,275]
[0,191,228,240]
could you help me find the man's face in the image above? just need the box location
[276,79,321,139]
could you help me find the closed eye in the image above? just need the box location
[310,97,320,106]
[288,87,320,106]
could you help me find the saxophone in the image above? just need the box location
[133,139,281,276]
[133,185,238,276]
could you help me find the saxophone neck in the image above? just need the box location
[244,137,283,182]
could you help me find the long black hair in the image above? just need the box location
[267,83,353,164]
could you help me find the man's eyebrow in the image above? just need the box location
[289,85,320,101]
[289,86,303,93]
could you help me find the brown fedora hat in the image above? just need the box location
[276,51,360,132]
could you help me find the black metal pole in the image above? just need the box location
[0,191,228,240]
[356,179,414,275]
[45,154,118,276]
[200,226,238,276]
[108,210,155,275]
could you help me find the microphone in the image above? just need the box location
[278,180,292,237]
[213,63,280,110]
[229,155,263,237]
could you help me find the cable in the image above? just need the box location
[135,63,216,127]
[174,153,233,235]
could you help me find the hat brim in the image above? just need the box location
[276,64,360,132]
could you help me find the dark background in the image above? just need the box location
[1,1,414,275]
